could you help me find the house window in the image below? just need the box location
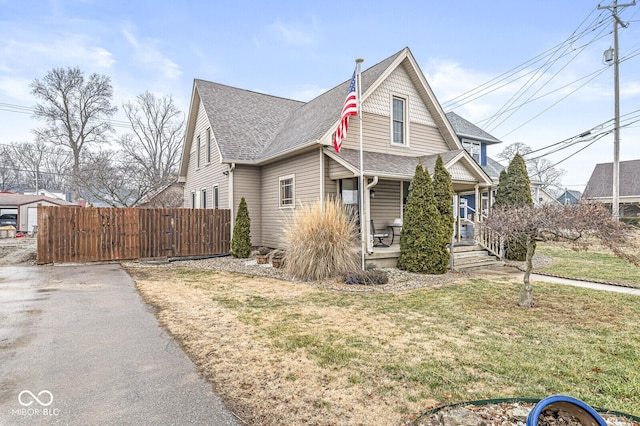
[206,128,212,163]
[196,135,201,168]
[213,185,219,209]
[191,191,196,209]
[340,178,360,225]
[201,189,207,209]
[279,174,295,208]
[392,96,406,145]
[463,140,481,164]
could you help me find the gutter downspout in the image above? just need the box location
[365,176,379,253]
[229,162,236,234]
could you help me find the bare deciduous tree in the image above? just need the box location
[484,203,639,308]
[9,141,72,193]
[78,150,153,207]
[119,91,184,192]
[30,67,117,200]
[0,145,20,191]
[498,142,566,195]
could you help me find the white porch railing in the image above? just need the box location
[475,223,504,260]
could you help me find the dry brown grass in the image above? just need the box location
[129,266,640,425]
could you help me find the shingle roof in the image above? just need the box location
[195,80,304,162]
[0,193,77,207]
[196,49,405,163]
[583,159,640,198]
[482,156,506,179]
[333,148,464,178]
[445,112,501,144]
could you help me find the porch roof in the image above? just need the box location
[325,148,493,187]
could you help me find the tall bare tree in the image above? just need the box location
[7,141,71,194]
[119,91,184,192]
[484,203,639,308]
[0,146,19,191]
[30,67,117,200]
[78,150,152,207]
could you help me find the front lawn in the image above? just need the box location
[129,267,640,425]
[535,240,640,288]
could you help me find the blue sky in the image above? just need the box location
[1,0,639,190]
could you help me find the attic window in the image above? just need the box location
[392,96,406,145]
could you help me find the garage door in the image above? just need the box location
[27,207,38,233]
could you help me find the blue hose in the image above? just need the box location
[526,395,607,426]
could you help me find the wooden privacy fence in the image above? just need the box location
[37,206,231,264]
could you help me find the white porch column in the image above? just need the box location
[474,184,480,223]
[456,193,461,243]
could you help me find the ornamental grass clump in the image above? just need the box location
[284,198,359,281]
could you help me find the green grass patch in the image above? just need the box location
[150,268,640,415]
[536,243,640,287]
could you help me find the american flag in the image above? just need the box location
[333,71,357,153]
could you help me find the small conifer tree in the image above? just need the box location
[398,162,449,274]
[494,154,534,261]
[433,155,454,238]
[231,197,251,258]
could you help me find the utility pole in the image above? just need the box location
[599,0,636,220]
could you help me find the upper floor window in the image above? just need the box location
[279,174,295,208]
[206,128,212,163]
[463,140,481,164]
[196,135,201,168]
[392,96,406,145]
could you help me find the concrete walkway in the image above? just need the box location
[475,266,640,296]
[0,264,240,425]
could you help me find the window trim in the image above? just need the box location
[201,188,207,209]
[213,184,219,209]
[206,128,212,164]
[391,95,408,146]
[462,139,482,163]
[196,135,201,169]
[191,191,196,209]
[279,174,295,209]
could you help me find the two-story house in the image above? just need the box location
[178,47,494,266]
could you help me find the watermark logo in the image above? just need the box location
[18,390,53,407]
[12,390,59,417]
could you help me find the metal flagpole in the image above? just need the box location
[355,58,365,271]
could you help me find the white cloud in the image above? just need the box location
[269,18,317,46]
[121,26,182,80]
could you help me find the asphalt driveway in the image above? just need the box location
[0,263,240,425]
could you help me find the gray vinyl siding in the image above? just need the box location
[233,165,262,245]
[323,155,337,199]
[183,100,229,209]
[339,112,448,157]
[370,180,402,228]
[261,150,320,248]
[329,158,355,180]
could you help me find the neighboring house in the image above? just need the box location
[537,187,563,206]
[178,47,493,265]
[0,193,78,233]
[582,159,640,217]
[445,112,502,221]
[556,189,581,205]
[23,188,68,201]
[138,182,185,208]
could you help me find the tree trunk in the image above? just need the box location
[519,235,534,308]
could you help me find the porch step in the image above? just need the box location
[452,245,504,271]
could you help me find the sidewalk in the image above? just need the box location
[474,266,640,296]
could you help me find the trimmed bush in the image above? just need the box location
[343,269,389,285]
[284,197,359,281]
[231,197,251,258]
[433,154,454,266]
